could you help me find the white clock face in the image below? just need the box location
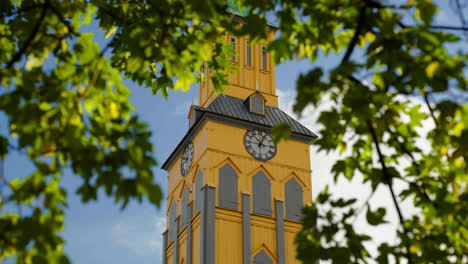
[244,130,277,161]
[180,142,194,176]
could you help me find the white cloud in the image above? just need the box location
[277,88,432,258]
[111,213,166,256]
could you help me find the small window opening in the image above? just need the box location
[231,37,237,62]
[261,46,267,71]
[246,43,252,66]
[250,95,264,115]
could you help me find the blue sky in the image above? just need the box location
[1,2,464,263]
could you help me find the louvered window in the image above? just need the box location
[218,163,238,210]
[252,171,272,215]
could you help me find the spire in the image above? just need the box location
[256,79,259,91]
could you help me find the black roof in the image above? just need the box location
[161,95,317,170]
[196,95,317,138]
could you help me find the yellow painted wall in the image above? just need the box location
[199,31,278,108]
[166,121,312,214]
[192,214,201,264]
[215,209,243,264]
[178,229,187,264]
[285,221,302,264]
[251,215,277,259]
[166,243,174,264]
[164,25,311,264]
[165,119,312,264]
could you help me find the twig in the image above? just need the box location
[6,5,48,69]
[99,27,121,57]
[423,93,438,127]
[0,3,43,19]
[351,188,377,224]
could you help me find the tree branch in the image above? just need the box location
[399,22,468,31]
[429,25,468,31]
[6,5,48,69]
[348,73,417,261]
[367,120,414,264]
[453,0,468,28]
[341,6,367,65]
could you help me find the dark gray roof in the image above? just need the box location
[161,95,317,170]
[197,95,317,138]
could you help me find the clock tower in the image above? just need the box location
[161,16,317,264]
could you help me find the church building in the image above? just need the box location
[161,16,317,264]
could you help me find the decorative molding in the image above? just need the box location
[213,156,243,174]
[206,148,312,173]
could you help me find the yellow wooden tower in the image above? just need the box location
[161,16,317,264]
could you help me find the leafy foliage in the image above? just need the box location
[0,0,239,262]
[1,0,467,263]
[234,0,466,263]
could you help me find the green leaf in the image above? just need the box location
[366,206,387,226]
[271,122,292,144]
[415,0,438,25]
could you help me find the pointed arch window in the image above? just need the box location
[252,171,272,216]
[195,170,203,214]
[285,177,304,221]
[181,186,189,228]
[254,250,273,264]
[218,163,238,210]
[169,200,178,243]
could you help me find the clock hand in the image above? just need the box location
[255,134,262,143]
[259,134,267,147]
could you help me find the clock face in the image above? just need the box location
[244,130,277,161]
[180,142,194,176]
